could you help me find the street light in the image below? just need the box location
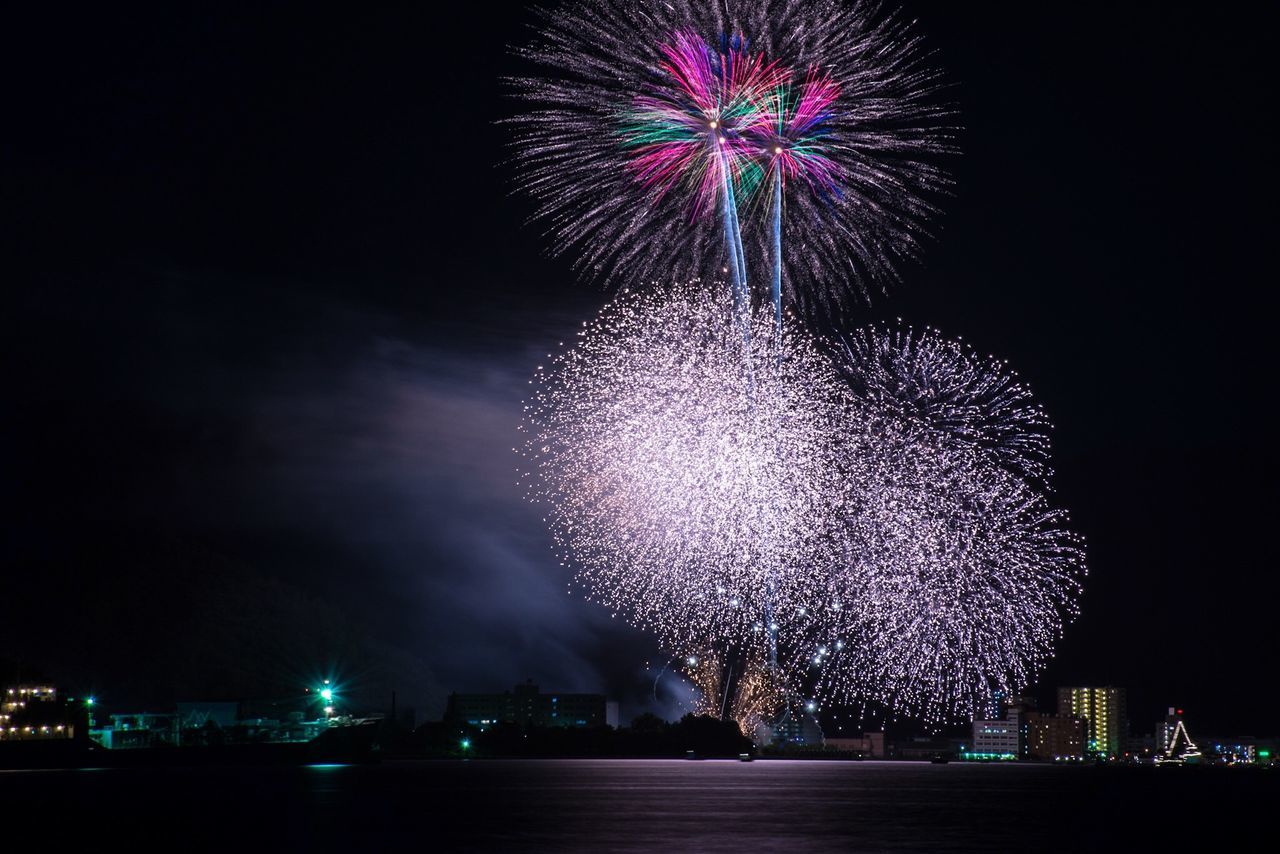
[315,680,338,720]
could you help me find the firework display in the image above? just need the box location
[521,280,1085,726]
[519,281,851,656]
[509,0,955,317]
[679,652,728,718]
[509,2,1083,732]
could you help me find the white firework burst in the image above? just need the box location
[520,280,851,656]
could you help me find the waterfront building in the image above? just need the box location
[1026,713,1085,761]
[1209,740,1256,765]
[2,684,57,715]
[1057,686,1127,757]
[824,732,886,758]
[1155,707,1201,762]
[0,684,80,742]
[969,714,1020,759]
[1157,707,1184,754]
[444,680,612,729]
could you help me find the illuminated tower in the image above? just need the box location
[1157,707,1200,761]
[1057,686,1127,757]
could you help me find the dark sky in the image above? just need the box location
[2,3,1275,735]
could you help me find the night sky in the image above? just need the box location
[3,3,1276,735]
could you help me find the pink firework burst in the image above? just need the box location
[622,31,787,220]
[750,68,845,198]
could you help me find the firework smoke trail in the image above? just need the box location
[519,280,853,666]
[787,325,1084,724]
[508,0,956,317]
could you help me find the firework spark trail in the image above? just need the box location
[519,280,853,662]
[720,139,749,319]
[508,0,956,318]
[728,654,786,738]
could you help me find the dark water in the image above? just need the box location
[3,759,1272,851]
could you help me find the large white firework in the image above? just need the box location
[790,325,1084,723]
[519,280,851,655]
[522,306,1084,725]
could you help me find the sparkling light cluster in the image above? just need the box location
[508,0,955,315]
[728,655,787,739]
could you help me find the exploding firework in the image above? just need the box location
[519,280,851,658]
[619,30,786,308]
[786,326,1084,723]
[621,31,783,221]
[508,0,955,317]
[837,324,1054,484]
[807,436,1084,723]
[522,303,1083,725]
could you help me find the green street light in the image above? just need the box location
[460,738,471,750]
